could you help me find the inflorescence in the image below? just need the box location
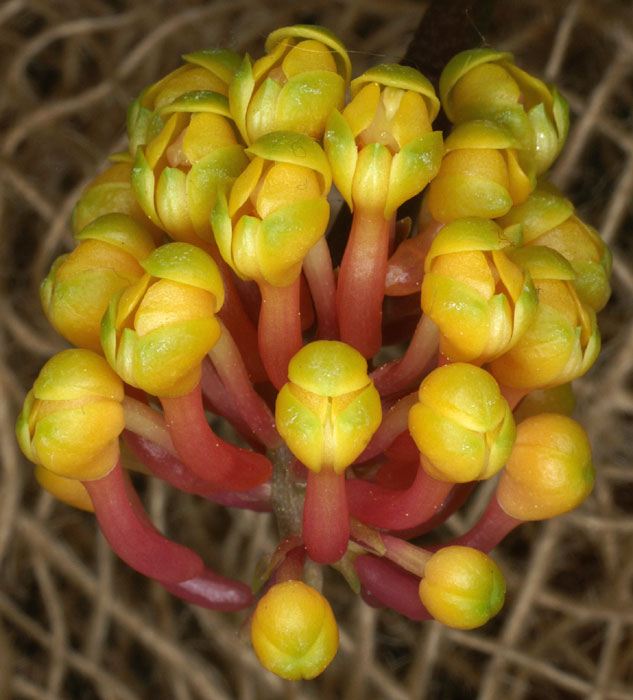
[17,26,610,680]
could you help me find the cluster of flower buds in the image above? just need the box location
[17,25,609,680]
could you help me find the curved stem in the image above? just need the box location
[337,208,391,358]
[84,459,204,584]
[353,555,430,621]
[371,314,439,396]
[303,469,349,565]
[209,321,282,448]
[303,236,339,340]
[161,383,272,491]
[439,492,524,552]
[161,569,254,612]
[258,278,303,390]
[347,463,454,531]
[356,392,417,463]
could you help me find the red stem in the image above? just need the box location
[347,463,454,531]
[161,569,254,612]
[122,430,272,511]
[303,236,339,340]
[84,459,204,584]
[161,383,272,491]
[258,278,303,390]
[439,492,524,552]
[337,208,391,358]
[354,555,430,621]
[303,469,349,565]
[209,321,282,448]
[371,314,439,396]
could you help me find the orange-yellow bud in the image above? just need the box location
[251,580,338,680]
[419,546,505,629]
[497,413,594,520]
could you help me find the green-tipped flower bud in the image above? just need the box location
[275,341,381,473]
[101,242,224,397]
[489,246,600,390]
[324,63,443,218]
[419,546,506,629]
[41,213,155,352]
[16,350,124,481]
[230,25,350,144]
[212,131,331,286]
[408,363,515,482]
[421,218,537,364]
[251,580,339,680]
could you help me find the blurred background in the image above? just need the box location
[1,1,633,698]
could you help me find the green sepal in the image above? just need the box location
[323,108,357,210]
[351,63,440,121]
[131,149,161,227]
[74,212,155,260]
[385,130,444,218]
[211,188,235,271]
[439,48,514,122]
[425,218,511,270]
[246,77,282,142]
[509,245,576,281]
[275,384,324,473]
[156,166,195,241]
[258,198,330,286]
[158,90,231,118]
[444,119,521,151]
[182,48,242,85]
[265,25,352,85]
[187,144,249,240]
[141,242,225,309]
[229,54,255,144]
[246,131,332,194]
[351,142,391,214]
[15,391,36,464]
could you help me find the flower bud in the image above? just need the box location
[489,246,600,389]
[16,350,124,481]
[418,546,505,629]
[497,413,594,520]
[420,217,537,363]
[497,183,612,311]
[212,131,331,286]
[230,25,351,144]
[426,120,534,222]
[41,213,155,352]
[324,63,443,218]
[127,47,241,153]
[101,242,224,397]
[275,341,381,473]
[251,580,338,680]
[440,48,569,174]
[70,161,161,240]
[408,363,515,482]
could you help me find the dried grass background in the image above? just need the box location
[1,1,633,698]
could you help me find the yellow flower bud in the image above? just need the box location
[101,242,224,397]
[275,341,382,473]
[16,350,124,481]
[426,120,534,222]
[212,131,331,287]
[70,161,161,241]
[230,25,351,144]
[420,218,537,363]
[40,213,155,352]
[408,363,515,482]
[324,64,443,218]
[489,246,600,390]
[497,413,594,520]
[419,546,505,629]
[251,580,338,680]
[497,183,612,312]
[440,49,569,174]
